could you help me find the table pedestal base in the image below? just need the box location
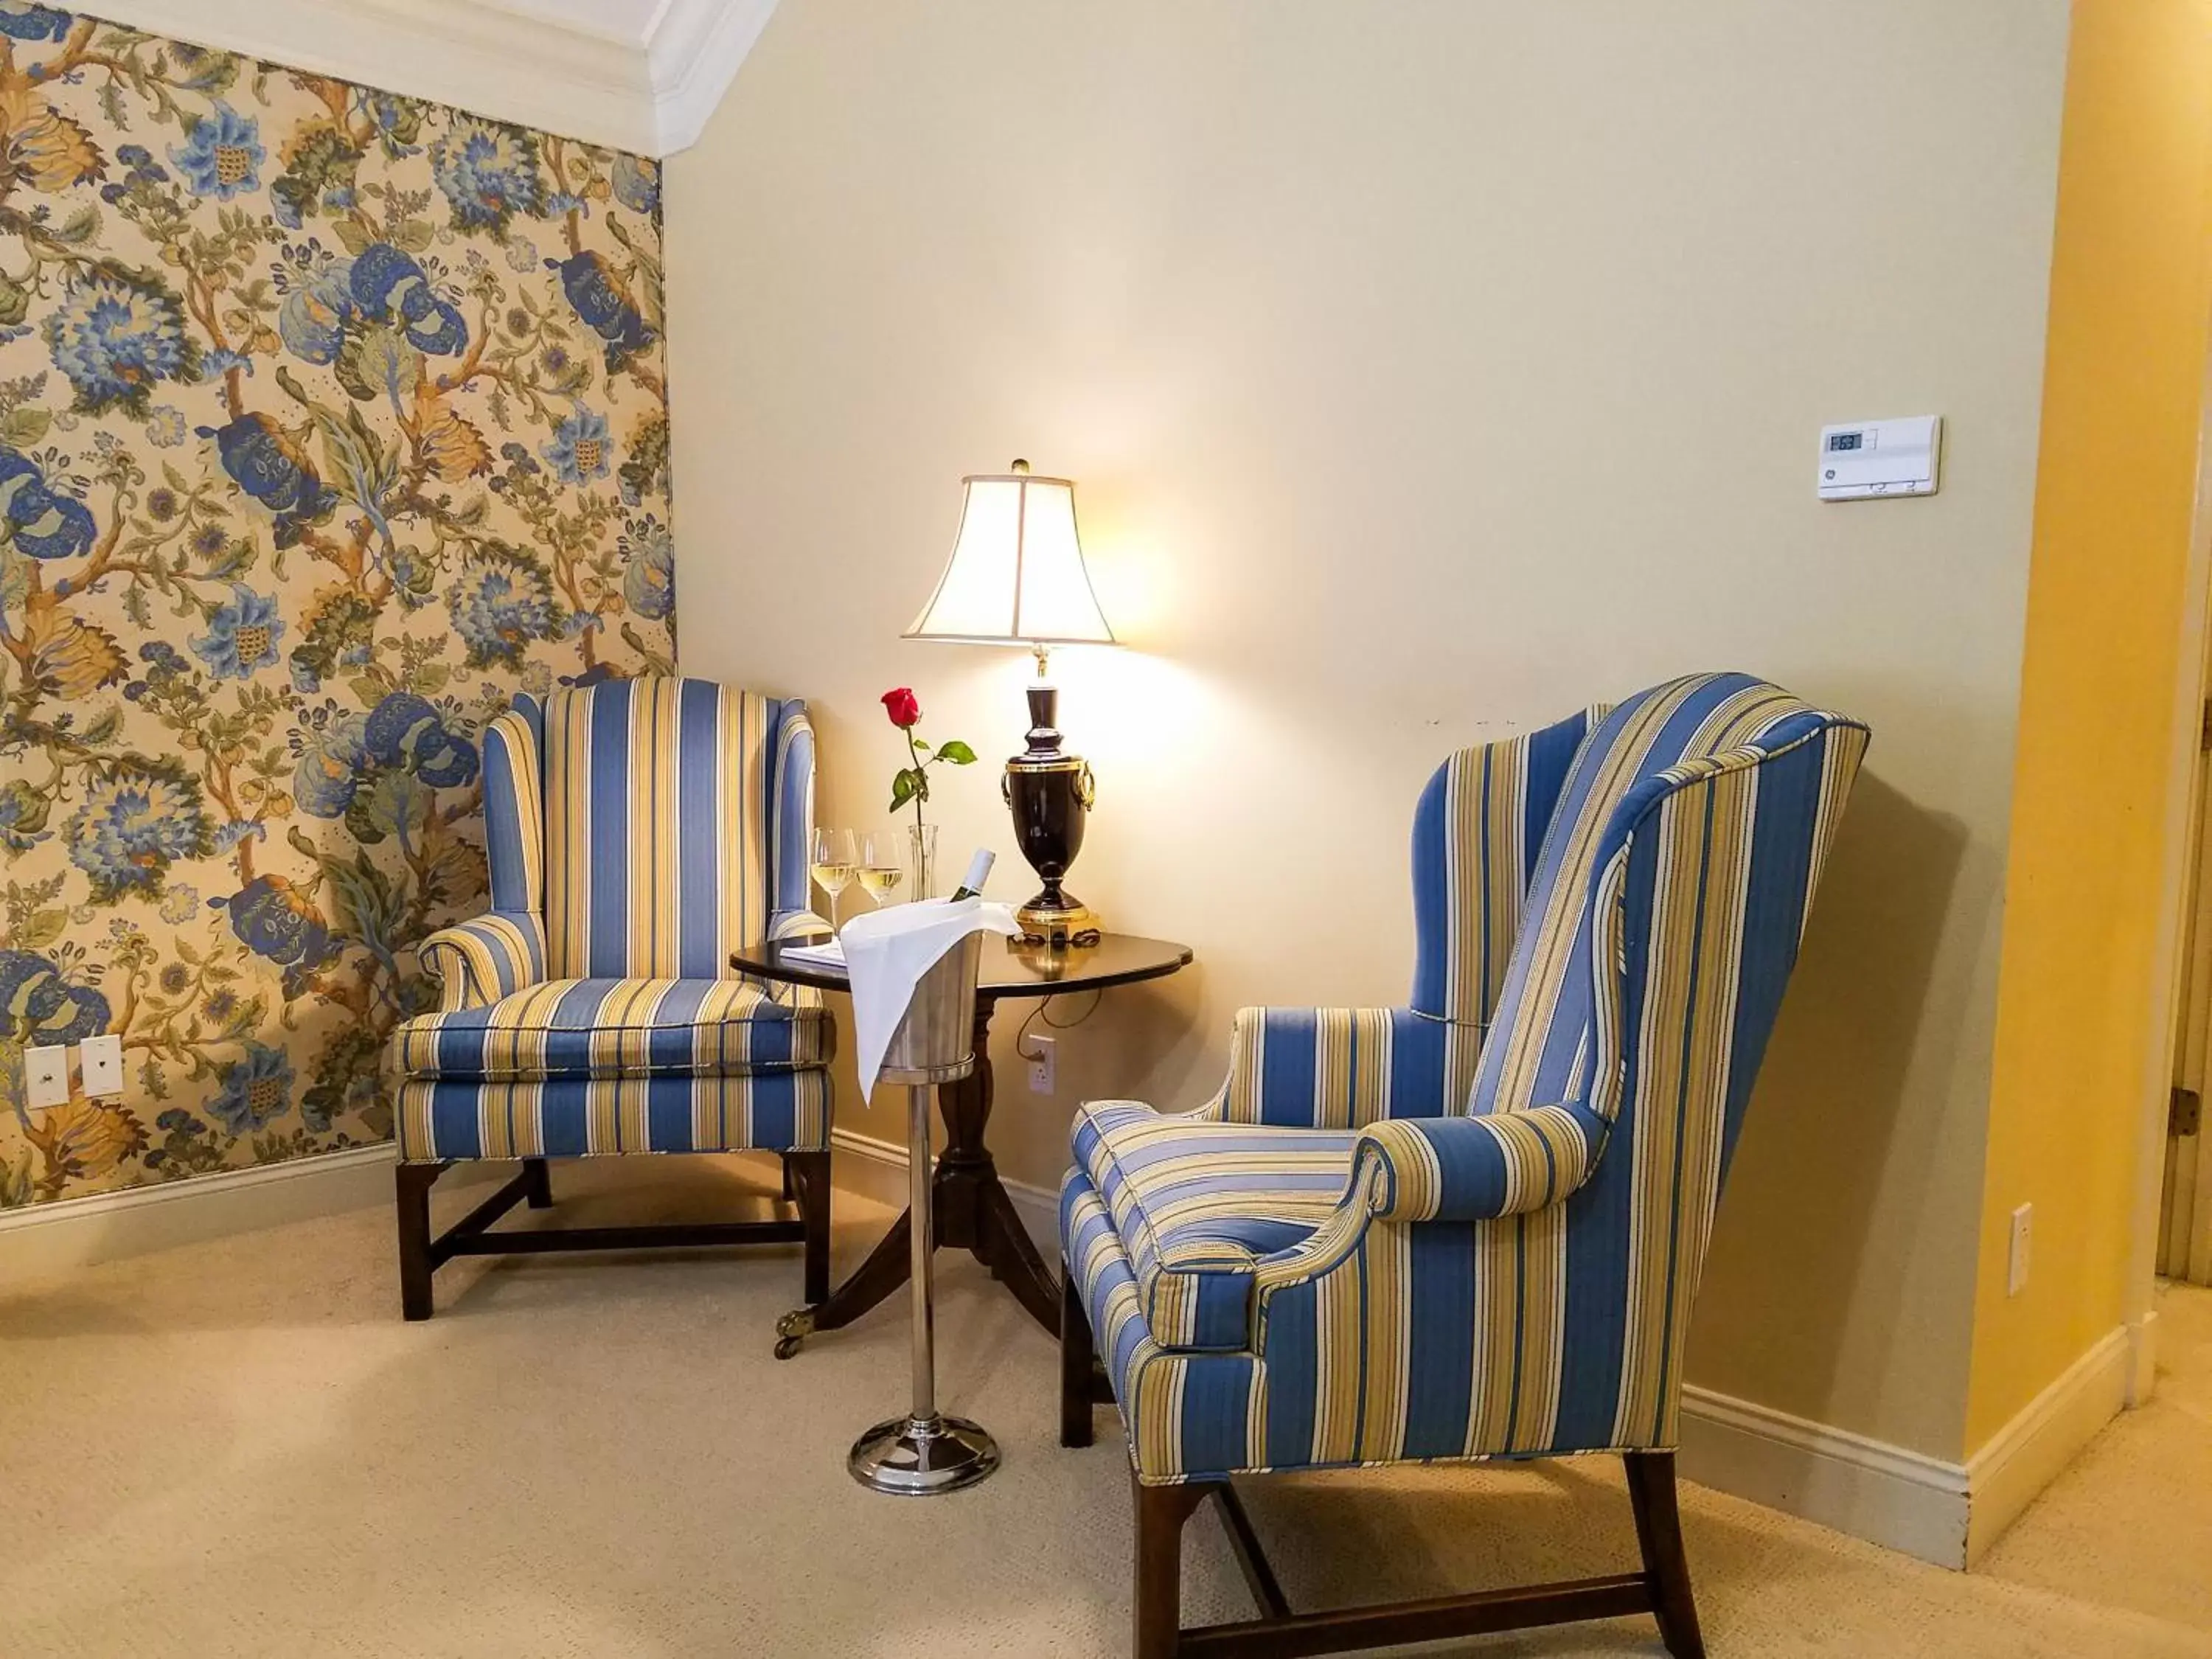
[776,1003,1061,1355]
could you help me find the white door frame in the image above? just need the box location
[2126,303,2212,1400]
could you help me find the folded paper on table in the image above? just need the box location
[779,937,846,968]
[844,897,1022,1097]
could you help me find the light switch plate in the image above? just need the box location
[80,1034,125,1098]
[24,1044,69,1110]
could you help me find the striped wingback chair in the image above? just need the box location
[385,675,835,1321]
[1060,672,1868,1659]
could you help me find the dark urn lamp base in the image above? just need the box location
[1003,680,1100,947]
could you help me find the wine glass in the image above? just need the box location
[856,830,905,907]
[810,827,856,929]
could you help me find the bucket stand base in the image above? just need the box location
[848,1412,1000,1496]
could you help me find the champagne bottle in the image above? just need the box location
[950,849,995,901]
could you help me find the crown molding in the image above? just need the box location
[71,0,778,156]
[648,0,779,153]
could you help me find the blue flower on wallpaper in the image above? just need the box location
[66,757,212,902]
[540,406,610,485]
[278,268,352,366]
[450,543,560,669]
[546,251,653,370]
[363,690,479,787]
[189,585,285,679]
[169,102,265,201]
[0,443,97,560]
[0,950,111,1049]
[0,4,74,44]
[201,412,337,546]
[611,154,659,216]
[216,874,337,984]
[42,271,192,414]
[622,515,675,621]
[349,244,469,356]
[431,114,544,234]
[205,1041,294,1135]
[293,715,369,819]
[0,778,51,852]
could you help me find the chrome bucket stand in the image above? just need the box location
[848,931,1000,1497]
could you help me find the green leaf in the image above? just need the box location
[0,406,51,447]
[889,768,919,814]
[335,324,421,408]
[934,740,978,765]
[52,205,101,246]
[20,909,67,950]
[391,218,435,254]
[331,215,372,257]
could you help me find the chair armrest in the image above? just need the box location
[1246,1100,1607,1325]
[1209,1005,1475,1129]
[1354,1102,1607,1221]
[418,911,546,1012]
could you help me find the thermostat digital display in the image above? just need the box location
[1818,416,1940,501]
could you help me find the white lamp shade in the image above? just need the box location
[905,472,1116,647]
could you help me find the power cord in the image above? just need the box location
[1015,990,1105,1061]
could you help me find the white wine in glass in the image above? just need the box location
[811,827,856,928]
[856,831,904,905]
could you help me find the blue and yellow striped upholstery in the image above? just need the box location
[388,674,831,1164]
[1074,1102,1359,1350]
[396,1070,831,1161]
[394,978,829,1081]
[1063,673,1868,1483]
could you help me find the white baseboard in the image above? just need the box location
[830,1127,1060,1251]
[1677,1383,1971,1568]
[0,1144,430,1281]
[2126,1308,2160,1407]
[1963,1325,2131,1564]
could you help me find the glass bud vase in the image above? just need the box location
[908,822,939,900]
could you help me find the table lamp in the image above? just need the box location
[905,460,1116,944]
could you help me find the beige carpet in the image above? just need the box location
[3,1156,2208,1658]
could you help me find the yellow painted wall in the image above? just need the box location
[1968,0,2212,1453]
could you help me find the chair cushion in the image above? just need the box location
[1072,1101,1358,1352]
[394,978,830,1082]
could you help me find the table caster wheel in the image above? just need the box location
[774,1307,814,1360]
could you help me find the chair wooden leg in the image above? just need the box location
[1625,1451,1705,1659]
[1134,1475,1210,1659]
[522,1158,553,1209]
[394,1161,445,1322]
[1062,1269,1097,1447]
[787,1150,832,1307]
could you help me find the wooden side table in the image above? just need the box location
[731,932,1192,1352]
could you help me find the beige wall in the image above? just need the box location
[667,0,2070,1459]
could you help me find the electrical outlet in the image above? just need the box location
[24,1044,69,1110]
[80,1034,125,1098]
[2008,1203,2032,1297]
[1026,1034,1056,1096]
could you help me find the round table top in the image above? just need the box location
[731,931,1193,1003]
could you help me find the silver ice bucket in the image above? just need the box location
[877,931,984,1088]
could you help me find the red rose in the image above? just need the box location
[881,687,922,728]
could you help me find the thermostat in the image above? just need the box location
[1818,416,1941,501]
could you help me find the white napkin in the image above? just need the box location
[843,897,1021,1099]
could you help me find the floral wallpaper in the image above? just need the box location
[0,6,678,1208]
